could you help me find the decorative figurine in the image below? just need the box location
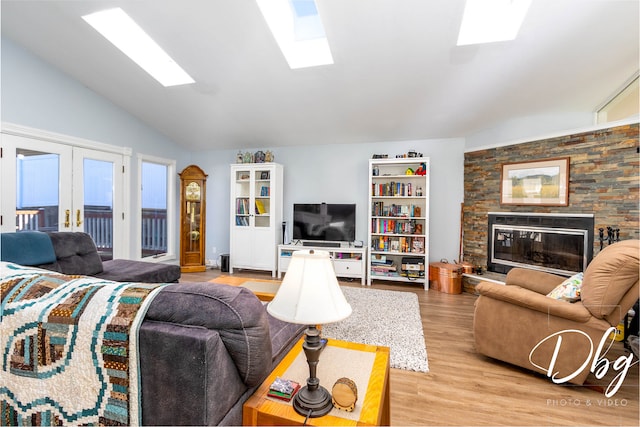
[415,162,427,176]
[599,228,605,251]
[265,150,274,162]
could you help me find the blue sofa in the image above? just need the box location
[0,231,181,283]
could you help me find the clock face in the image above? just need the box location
[186,182,201,201]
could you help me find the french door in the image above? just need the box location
[1,133,126,259]
[73,148,125,259]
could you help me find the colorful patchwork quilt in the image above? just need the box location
[0,262,167,426]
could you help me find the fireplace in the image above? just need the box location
[488,213,594,276]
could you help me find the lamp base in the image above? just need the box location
[292,384,333,418]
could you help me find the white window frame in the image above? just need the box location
[136,153,176,262]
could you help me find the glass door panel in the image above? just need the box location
[254,168,271,228]
[141,161,168,258]
[1,133,72,233]
[16,149,61,231]
[234,169,251,227]
[82,158,114,259]
[73,148,124,259]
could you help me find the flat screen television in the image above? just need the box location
[293,203,356,242]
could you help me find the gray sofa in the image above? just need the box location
[0,232,305,425]
[0,231,181,283]
[140,282,305,425]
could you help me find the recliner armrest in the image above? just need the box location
[505,268,566,295]
[476,281,592,323]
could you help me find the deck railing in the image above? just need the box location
[15,207,168,255]
[84,208,113,250]
[141,209,168,256]
[16,209,42,231]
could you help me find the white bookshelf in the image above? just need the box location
[367,158,430,289]
[229,163,283,276]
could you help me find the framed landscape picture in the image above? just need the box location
[500,157,569,206]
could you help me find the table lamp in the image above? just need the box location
[267,249,352,418]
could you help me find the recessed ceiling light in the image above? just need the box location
[457,0,532,46]
[256,0,334,69]
[83,8,195,87]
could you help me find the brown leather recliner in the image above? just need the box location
[473,239,639,385]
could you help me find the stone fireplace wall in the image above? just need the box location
[463,122,639,269]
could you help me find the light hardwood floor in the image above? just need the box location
[180,269,639,426]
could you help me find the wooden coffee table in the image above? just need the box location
[238,280,280,301]
[243,338,390,426]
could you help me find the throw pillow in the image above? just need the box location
[546,272,583,302]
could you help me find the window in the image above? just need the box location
[596,75,639,124]
[138,155,176,260]
[256,0,333,69]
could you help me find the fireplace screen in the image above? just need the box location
[491,225,589,276]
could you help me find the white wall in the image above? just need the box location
[1,38,188,162]
[194,138,466,265]
[464,112,595,151]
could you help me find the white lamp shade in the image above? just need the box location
[267,250,352,325]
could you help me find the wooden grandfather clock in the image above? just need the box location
[179,165,208,273]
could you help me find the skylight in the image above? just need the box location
[457,0,531,46]
[256,0,334,69]
[82,8,194,87]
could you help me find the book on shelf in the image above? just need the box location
[412,237,424,253]
[371,218,419,234]
[255,200,266,214]
[371,181,415,197]
[371,202,422,218]
[371,254,387,264]
[371,258,394,266]
[236,198,250,214]
[372,264,396,271]
[372,236,425,254]
[235,216,249,226]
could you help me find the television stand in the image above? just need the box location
[278,244,367,285]
[303,241,340,248]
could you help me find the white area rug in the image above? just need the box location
[322,287,429,373]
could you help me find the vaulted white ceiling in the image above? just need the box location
[2,0,638,150]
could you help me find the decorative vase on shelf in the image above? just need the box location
[265,150,274,162]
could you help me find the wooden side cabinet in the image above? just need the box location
[179,165,207,273]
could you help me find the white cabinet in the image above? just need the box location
[230,163,283,276]
[278,244,367,285]
[367,158,430,289]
